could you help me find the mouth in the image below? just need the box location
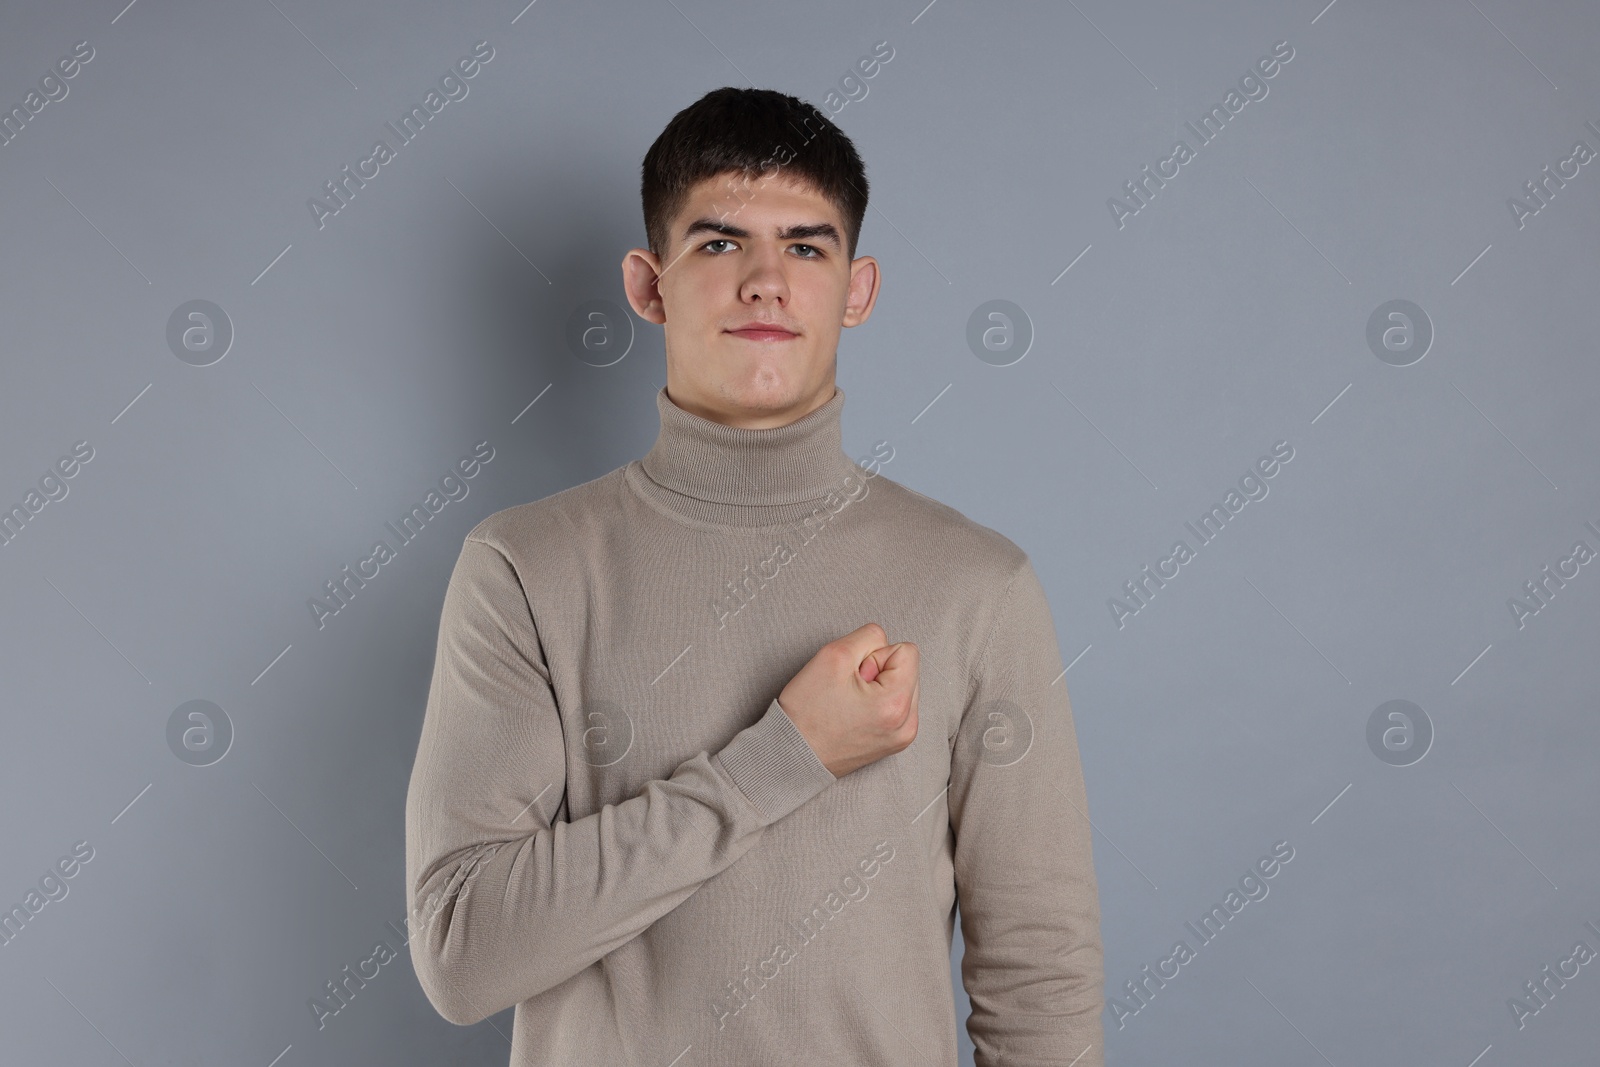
[726,325,798,342]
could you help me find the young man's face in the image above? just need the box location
[622,169,879,429]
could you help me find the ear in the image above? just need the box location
[841,255,880,328]
[621,247,667,325]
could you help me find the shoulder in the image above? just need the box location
[462,465,626,563]
[858,472,1052,686]
[861,469,1030,575]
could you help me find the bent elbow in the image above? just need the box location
[411,937,496,1026]
[407,842,513,1024]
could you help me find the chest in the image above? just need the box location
[529,514,978,825]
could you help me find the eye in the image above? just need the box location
[792,244,822,258]
[702,239,736,254]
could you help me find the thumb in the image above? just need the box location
[859,641,907,686]
[838,622,890,679]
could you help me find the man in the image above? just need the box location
[405,86,1104,1066]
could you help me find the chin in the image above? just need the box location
[721,367,805,408]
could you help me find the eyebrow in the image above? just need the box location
[680,217,842,252]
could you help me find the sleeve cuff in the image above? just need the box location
[714,697,837,823]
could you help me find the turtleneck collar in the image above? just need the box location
[626,385,863,529]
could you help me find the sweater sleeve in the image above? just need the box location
[404,536,837,1026]
[950,555,1105,1067]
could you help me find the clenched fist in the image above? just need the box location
[777,623,919,779]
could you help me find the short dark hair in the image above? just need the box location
[640,87,869,263]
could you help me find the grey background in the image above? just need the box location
[2,0,1597,1064]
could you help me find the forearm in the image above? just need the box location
[406,696,834,1025]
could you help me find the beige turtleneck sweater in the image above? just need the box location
[404,384,1104,1066]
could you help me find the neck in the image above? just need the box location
[662,383,836,430]
[630,384,860,528]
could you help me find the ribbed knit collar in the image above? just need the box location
[627,384,862,529]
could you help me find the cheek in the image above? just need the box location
[660,274,716,326]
